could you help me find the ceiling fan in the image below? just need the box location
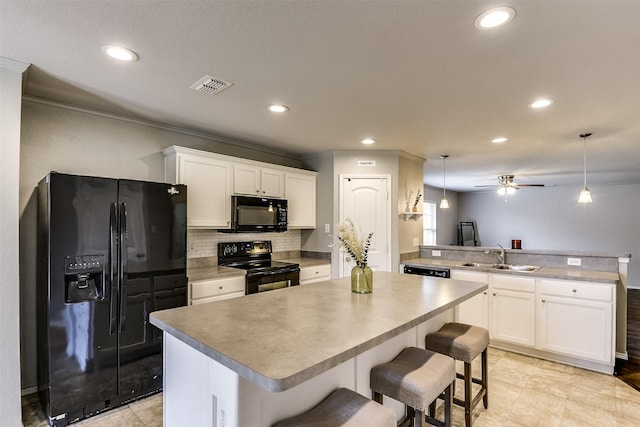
[475,175,546,195]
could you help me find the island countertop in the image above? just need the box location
[150,271,487,392]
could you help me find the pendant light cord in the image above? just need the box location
[441,155,448,199]
[583,136,587,187]
[580,132,591,188]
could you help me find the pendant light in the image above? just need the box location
[578,133,592,203]
[439,155,450,209]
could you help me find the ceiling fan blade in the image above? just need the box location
[474,185,500,188]
[517,184,545,187]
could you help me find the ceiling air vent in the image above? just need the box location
[189,75,233,95]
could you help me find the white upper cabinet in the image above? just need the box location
[163,146,316,229]
[285,172,317,228]
[233,164,285,198]
[164,147,232,228]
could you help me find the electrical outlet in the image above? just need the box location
[189,241,195,251]
[432,250,441,257]
[324,223,331,233]
[567,257,582,266]
[413,237,419,247]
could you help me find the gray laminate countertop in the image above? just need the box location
[150,271,486,392]
[402,258,620,284]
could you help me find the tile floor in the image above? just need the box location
[23,348,640,426]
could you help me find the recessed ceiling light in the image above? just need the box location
[361,138,376,145]
[491,137,508,143]
[268,104,289,113]
[528,98,554,109]
[101,45,138,62]
[474,7,516,30]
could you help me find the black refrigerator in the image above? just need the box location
[36,172,187,426]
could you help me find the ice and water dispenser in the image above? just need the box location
[64,255,105,303]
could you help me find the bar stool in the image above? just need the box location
[370,346,455,427]
[425,323,489,427]
[272,387,396,427]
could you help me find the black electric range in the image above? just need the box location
[218,241,300,294]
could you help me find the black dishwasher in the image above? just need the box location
[403,265,451,278]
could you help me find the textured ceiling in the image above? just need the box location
[2,1,639,191]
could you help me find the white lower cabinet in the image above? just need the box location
[490,275,536,347]
[190,276,245,305]
[537,279,614,363]
[451,270,489,330]
[450,270,615,373]
[299,264,331,285]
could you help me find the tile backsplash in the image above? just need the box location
[187,229,302,259]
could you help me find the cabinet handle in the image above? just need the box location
[542,299,546,303]
[262,190,266,194]
[219,286,223,290]
[483,291,487,295]
[572,289,577,293]
[492,293,497,296]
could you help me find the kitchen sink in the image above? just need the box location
[460,262,497,268]
[459,262,540,272]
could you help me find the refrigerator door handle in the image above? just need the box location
[119,202,128,333]
[109,202,118,335]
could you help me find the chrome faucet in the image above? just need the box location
[495,244,506,264]
[485,244,506,264]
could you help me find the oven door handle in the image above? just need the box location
[247,269,298,277]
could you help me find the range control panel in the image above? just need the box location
[218,241,272,261]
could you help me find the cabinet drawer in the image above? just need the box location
[538,279,612,302]
[300,264,331,283]
[191,291,244,305]
[191,276,245,300]
[492,274,535,292]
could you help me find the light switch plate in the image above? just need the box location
[413,238,419,247]
[432,250,441,257]
[324,224,330,233]
[567,257,582,266]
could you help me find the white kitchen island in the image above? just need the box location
[150,272,487,426]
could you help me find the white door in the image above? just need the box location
[339,175,391,276]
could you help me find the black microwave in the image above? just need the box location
[229,195,287,232]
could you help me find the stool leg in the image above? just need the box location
[482,348,488,409]
[464,361,472,427]
[414,408,425,427]
[373,391,383,405]
[444,382,452,427]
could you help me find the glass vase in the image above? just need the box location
[351,264,373,294]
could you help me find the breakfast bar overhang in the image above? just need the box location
[150,272,487,426]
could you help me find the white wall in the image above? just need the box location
[18,100,304,391]
[458,185,639,287]
[1,57,29,427]
[423,185,459,245]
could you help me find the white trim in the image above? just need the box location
[616,351,628,361]
[619,257,630,263]
[0,57,30,72]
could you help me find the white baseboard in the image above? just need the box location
[616,351,629,361]
[21,385,39,396]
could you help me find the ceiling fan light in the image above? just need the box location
[578,187,592,203]
[440,198,450,209]
[497,187,506,196]
[506,186,516,195]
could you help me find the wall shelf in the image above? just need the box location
[402,212,422,220]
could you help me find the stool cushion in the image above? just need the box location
[370,347,455,411]
[425,322,489,363]
[272,387,395,427]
